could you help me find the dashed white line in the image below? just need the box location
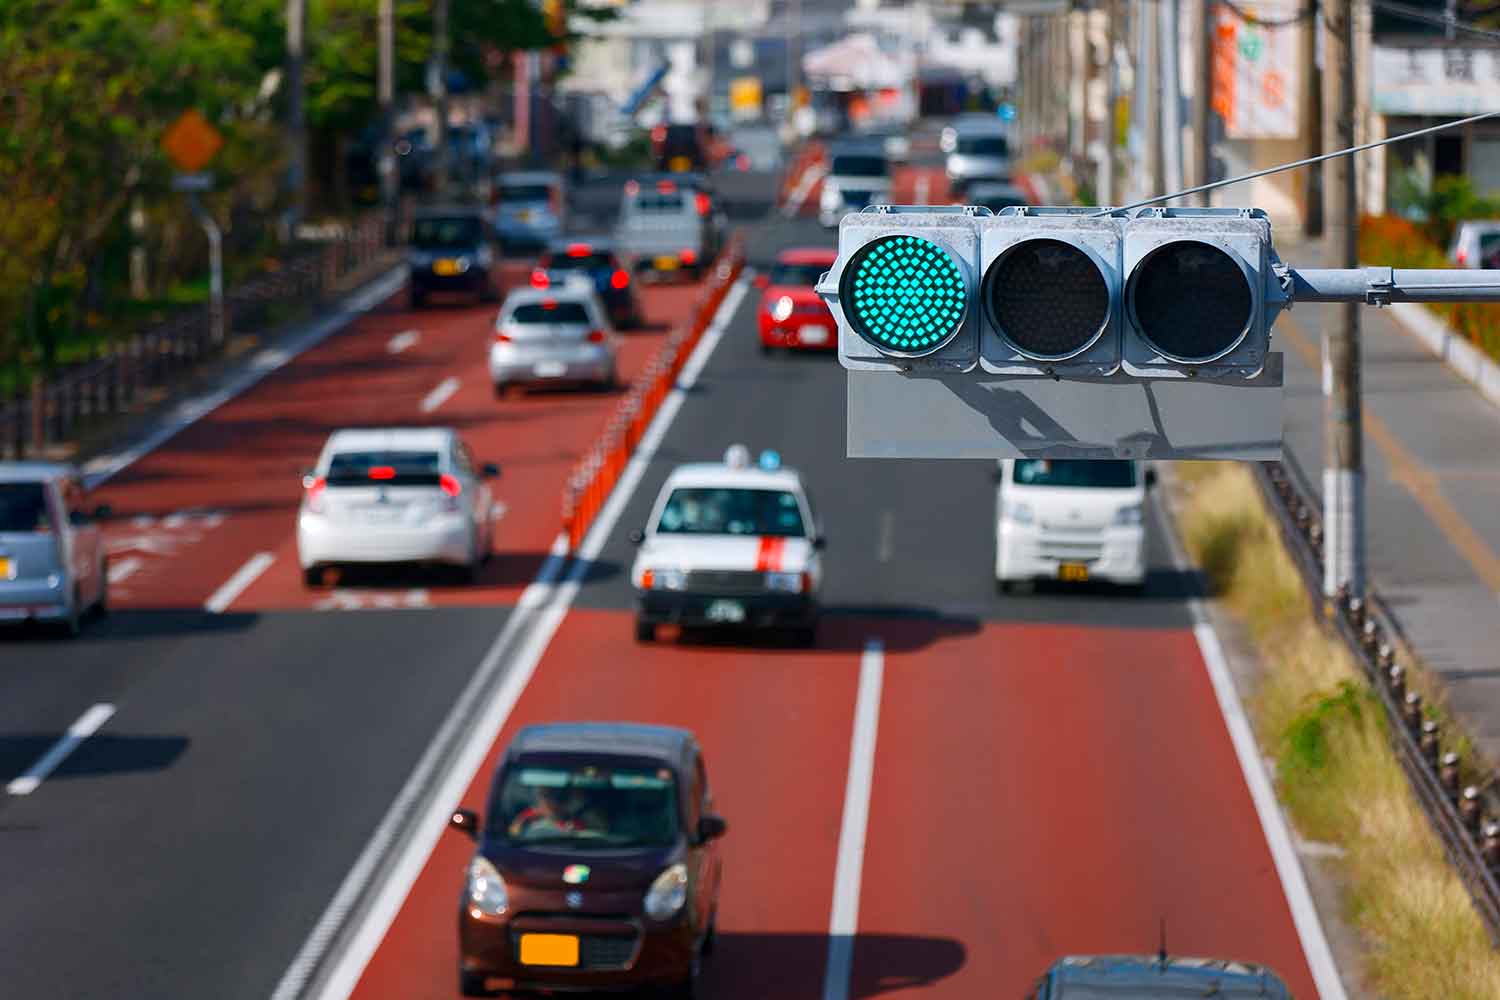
[419,376,461,413]
[6,704,117,796]
[876,510,895,563]
[204,552,274,613]
[387,329,420,354]
[913,172,931,205]
[107,557,143,585]
[822,638,885,1000]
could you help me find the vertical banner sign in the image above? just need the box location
[1210,4,1301,138]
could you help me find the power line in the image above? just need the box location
[1218,0,1316,27]
[1374,0,1500,39]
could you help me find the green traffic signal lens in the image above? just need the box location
[984,239,1109,360]
[1129,240,1253,362]
[839,234,967,357]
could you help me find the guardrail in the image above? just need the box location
[1,211,392,461]
[1252,458,1500,944]
[559,237,746,554]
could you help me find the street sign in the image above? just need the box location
[161,110,224,174]
[170,172,214,192]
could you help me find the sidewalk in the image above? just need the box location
[1275,234,1500,765]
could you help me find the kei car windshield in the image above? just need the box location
[411,217,482,248]
[494,760,679,848]
[0,483,50,532]
[655,487,806,537]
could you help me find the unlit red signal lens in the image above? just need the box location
[839,235,967,357]
[1129,240,1252,362]
[984,239,1109,360]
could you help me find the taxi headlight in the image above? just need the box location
[466,855,509,916]
[643,863,687,920]
[644,568,687,591]
[764,571,804,593]
[770,296,795,323]
[1003,499,1034,525]
[1113,503,1143,526]
[451,256,472,273]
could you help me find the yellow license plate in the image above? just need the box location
[1058,562,1090,583]
[669,156,692,172]
[519,933,580,967]
[433,258,460,276]
[0,556,10,579]
[654,256,680,271]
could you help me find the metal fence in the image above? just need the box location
[2,212,391,460]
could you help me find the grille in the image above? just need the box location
[1038,540,1104,562]
[580,934,638,970]
[684,569,766,594]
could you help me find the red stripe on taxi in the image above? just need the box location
[755,536,785,572]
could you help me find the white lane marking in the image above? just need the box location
[162,512,187,529]
[783,162,829,218]
[1153,497,1350,999]
[6,704,117,796]
[313,589,431,612]
[204,552,274,613]
[131,514,155,529]
[82,266,406,489]
[490,500,508,522]
[822,639,885,1000]
[913,172,930,205]
[386,329,420,354]
[876,510,894,563]
[282,274,753,1000]
[419,375,461,413]
[107,557,143,585]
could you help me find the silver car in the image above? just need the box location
[945,127,1012,188]
[1449,220,1500,269]
[0,462,109,635]
[489,284,619,396]
[492,171,566,253]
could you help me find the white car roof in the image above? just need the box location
[662,462,805,493]
[322,427,454,453]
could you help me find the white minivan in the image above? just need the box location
[994,459,1152,592]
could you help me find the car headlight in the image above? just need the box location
[1113,503,1143,526]
[451,256,472,273]
[643,863,687,920]
[820,183,839,209]
[770,296,795,323]
[1004,499,1034,525]
[765,571,804,593]
[466,855,509,916]
[642,568,686,591]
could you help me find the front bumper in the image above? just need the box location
[409,267,486,293]
[460,908,695,993]
[759,317,836,350]
[297,516,472,569]
[996,524,1147,585]
[636,590,819,628]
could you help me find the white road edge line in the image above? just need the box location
[1154,496,1349,1000]
[386,329,420,354]
[81,266,406,490]
[822,639,884,1000]
[204,552,275,614]
[6,704,117,796]
[278,273,753,1000]
[107,556,143,585]
[419,375,461,413]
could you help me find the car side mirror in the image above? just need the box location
[450,808,480,839]
[629,529,645,545]
[483,463,501,479]
[1145,468,1158,489]
[697,814,728,843]
[813,535,826,550]
[752,274,770,290]
[92,503,113,520]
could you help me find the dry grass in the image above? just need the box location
[1174,461,1500,999]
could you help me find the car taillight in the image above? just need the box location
[494,330,513,343]
[303,475,327,513]
[586,329,607,343]
[439,474,461,498]
[1457,249,1468,265]
[530,269,549,289]
[695,192,711,216]
[624,180,640,196]
[641,568,655,589]
[610,269,630,290]
[736,154,750,172]
[681,248,697,265]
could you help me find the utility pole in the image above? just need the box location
[1197,0,1214,205]
[1323,0,1364,596]
[1160,0,1184,196]
[1105,0,1121,206]
[1146,0,1165,196]
[430,0,451,196]
[378,0,398,244]
[1305,0,1325,235]
[286,0,307,232]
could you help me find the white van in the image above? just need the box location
[994,459,1152,592]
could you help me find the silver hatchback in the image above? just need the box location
[488,285,619,396]
[0,463,110,635]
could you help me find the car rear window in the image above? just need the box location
[630,191,686,212]
[1012,459,1136,488]
[656,487,806,537]
[325,450,443,487]
[0,482,50,532]
[493,756,679,847]
[411,217,481,248]
[499,184,552,202]
[958,135,1010,157]
[509,301,591,324]
[1481,233,1500,268]
[830,155,887,177]
[769,263,828,286]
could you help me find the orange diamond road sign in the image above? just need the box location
[162,110,224,173]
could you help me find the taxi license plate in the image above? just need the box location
[705,599,746,624]
[0,556,10,579]
[432,258,461,276]
[654,256,680,271]
[533,360,567,378]
[518,933,579,967]
[797,325,829,346]
[1058,562,1090,583]
[669,156,693,172]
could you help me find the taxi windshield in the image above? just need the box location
[656,487,806,537]
[1013,459,1136,488]
[494,760,679,848]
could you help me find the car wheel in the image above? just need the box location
[94,562,109,618]
[660,954,701,999]
[995,577,1011,595]
[790,623,818,648]
[479,279,498,303]
[303,566,324,588]
[759,341,774,356]
[701,916,718,956]
[492,382,510,400]
[635,619,656,643]
[459,969,489,997]
[410,288,427,309]
[59,589,83,638]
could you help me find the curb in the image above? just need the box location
[1386,301,1500,411]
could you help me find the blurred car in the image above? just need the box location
[1027,953,1293,999]
[617,175,724,283]
[0,462,109,636]
[531,238,644,330]
[492,171,566,253]
[856,125,911,163]
[1449,219,1500,269]
[755,248,838,353]
[819,140,891,228]
[297,427,499,586]
[652,122,710,172]
[449,722,726,998]
[724,124,785,172]
[945,123,1012,188]
[490,284,619,396]
[995,458,1151,592]
[395,127,432,191]
[406,207,497,307]
[955,179,1028,213]
[629,445,824,645]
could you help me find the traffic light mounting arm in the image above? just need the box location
[1288,267,1500,306]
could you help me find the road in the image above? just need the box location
[1,170,1325,998]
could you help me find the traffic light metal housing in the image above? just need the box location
[818,206,984,373]
[978,207,1125,378]
[1120,207,1289,381]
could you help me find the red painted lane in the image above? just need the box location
[851,621,1320,998]
[349,609,866,1000]
[891,165,951,206]
[230,282,706,611]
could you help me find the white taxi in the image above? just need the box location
[629,446,824,645]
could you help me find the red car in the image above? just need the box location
[756,248,839,353]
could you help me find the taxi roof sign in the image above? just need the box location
[723,444,751,468]
[162,109,224,174]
